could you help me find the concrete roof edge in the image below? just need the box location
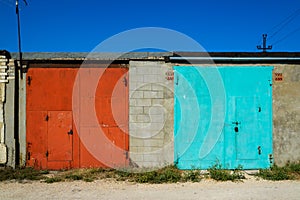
[10,52,173,60]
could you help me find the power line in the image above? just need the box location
[267,8,300,40]
[272,26,300,45]
[0,0,15,8]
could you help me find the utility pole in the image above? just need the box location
[14,0,27,168]
[257,34,272,52]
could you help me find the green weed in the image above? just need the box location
[44,177,63,184]
[256,162,300,181]
[208,164,245,181]
[0,167,48,181]
[182,170,202,182]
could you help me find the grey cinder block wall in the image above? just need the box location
[129,61,174,168]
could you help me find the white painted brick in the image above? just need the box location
[152,99,164,105]
[129,82,138,91]
[129,99,136,106]
[143,74,158,83]
[143,154,160,162]
[143,91,163,99]
[130,153,144,162]
[129,106,143,114]
[137,114,150,123]
[143,106,150,114]
[130,137,144,146]
[129,114,137,123]
[0,143,7,164]
[137,84,152,91]
[130,146,138,153]
[143,139,155,147]
[130,91,143,98]
[136,99,151,106]
[141,146,155,152]
[137,67,152,75]
[151,84,164,91]
[131,74,143,82]
[143,139,164,147]
[152,132,165,139]
[0,84,5,103]
[151,67,162,75]
[149,106,164,115]
[129,66,137,75]
[150,114,166,123]
[150,123,165,131]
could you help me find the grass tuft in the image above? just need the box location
[256,162,300,181]
[44,177,63,184]
[208,164,245,182]
[182,170,202,182]
[0,167,48,181]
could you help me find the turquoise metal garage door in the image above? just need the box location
[174,66,273,169]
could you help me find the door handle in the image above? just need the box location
[68,129,73,135]
[232,121,241,125]
[234,126,239,132]
[258,146,261,155]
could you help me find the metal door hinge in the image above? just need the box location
[27,76,32,85]
[45,151,49,158]
[45,115,49,121]
[27,152,31,160]
[175,76,179,85]
[123,77,128,87]
[269,154,273,164]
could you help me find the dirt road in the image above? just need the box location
[0,179,299,200]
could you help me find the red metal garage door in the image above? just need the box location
[26,66,129,170]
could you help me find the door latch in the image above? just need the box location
[232,121,240,133]
[234,127,239,132]
[258,146,261,155]
[68,129,73,135]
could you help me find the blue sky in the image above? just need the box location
[0,0,300,52]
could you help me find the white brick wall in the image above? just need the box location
[129,61,174,168]
[0,55,9,164]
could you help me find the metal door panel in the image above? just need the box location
[80,68,129,168]
[26,67,129,169]
[27,68,77,111]
[174,66,273,169]
[26,111,48,169]
[47,111,73,161]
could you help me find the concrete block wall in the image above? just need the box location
[272,64,300,166]
[129,61,174,168]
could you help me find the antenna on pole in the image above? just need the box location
[257,34,272,52]
[16,0,27,79]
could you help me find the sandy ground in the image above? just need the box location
[0,178,299,200]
